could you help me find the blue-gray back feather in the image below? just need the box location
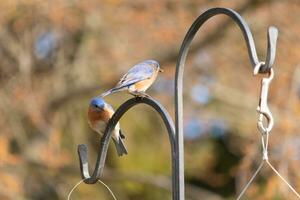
[100,60,158,97]
[117,62,154,87]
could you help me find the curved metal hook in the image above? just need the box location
[175,7,278,199]
[77,97,179,199]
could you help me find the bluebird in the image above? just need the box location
[101,60,163,97]
[87,97,127,156]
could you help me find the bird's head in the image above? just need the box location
[145,59,163,73]
[89,97,106,111]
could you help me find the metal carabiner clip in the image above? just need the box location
[254,62,274,134]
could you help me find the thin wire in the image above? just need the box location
[67,179,85,200]
[236,132,268,200]
[261,133,269,160]
[238,131,300,199]
[264,132,300,198]
[236,161,265,200]
[98,180,118,200]
[266,160,300,199]
[67,179,118,200]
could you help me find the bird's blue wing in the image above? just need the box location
[117,62,154,87]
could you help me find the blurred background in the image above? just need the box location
[1,0,300,199]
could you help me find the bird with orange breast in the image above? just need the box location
[87,97,127,156]
[101,60,163,97]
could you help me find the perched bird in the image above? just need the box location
[87,97,127,156]
[101,60,163,97]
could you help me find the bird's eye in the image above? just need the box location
[94,104,103,109]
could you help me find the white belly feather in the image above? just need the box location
[93,120,120,140]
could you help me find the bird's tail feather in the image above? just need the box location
[113,137,128,157]
[100,88,114,97]
[100,86,127,97]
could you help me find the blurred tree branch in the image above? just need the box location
[157,0,275,65]
[1,1,299,200]
[46,0,275,114]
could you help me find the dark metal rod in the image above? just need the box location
[174,7,278,200]
[77,97,179,199]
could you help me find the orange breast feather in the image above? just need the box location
[134,70,158,92]
[88,108,111,129]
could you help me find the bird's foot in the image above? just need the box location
[130,91,150,99]
[139,92,150,98]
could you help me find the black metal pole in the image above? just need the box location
[77,97,178,199]
[174,7,278,200]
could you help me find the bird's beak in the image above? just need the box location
[159,68,164,73]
